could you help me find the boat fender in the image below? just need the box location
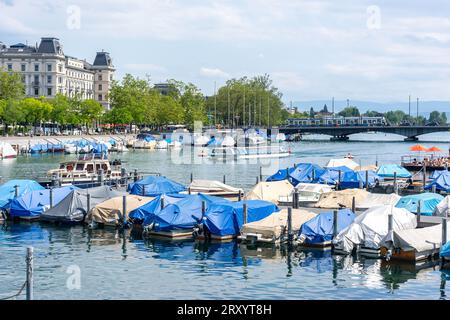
[385,249,392,261]
[296,234,306,245]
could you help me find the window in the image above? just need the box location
[76,163,84,171]
[58,77,62,84]
[98,84,102,91]
[98,94,102,101]
[86,164,94,173]
[47,64,52,72]
[47,75,52,84]
[34,88,39,96]
[58,65,62,72]
[7,64,12,71]
[21,75,25,83]
[47,88,52,96]
[110,74,113,81]
[21,64,26,72]
[34,75,39,84]
[98,74,102,81]
[34,64,39,72]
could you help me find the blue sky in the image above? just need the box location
[1,0,450,105]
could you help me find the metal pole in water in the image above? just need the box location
[49,187,53,208]
[333,210,338,239]
[243,202,248,225]
[238,192,242,201]
[190,172,193,183]
[442,218,447,247]
[337,170,342,190]
[134,169,138,182]
[122,195,127,225]
[223,175,226,184]
[14,185,19,198]
[287,207,293,243]
[161,196,165,210]
[26,247,33,300]
[432,185,437,194]
[393,172,398,194]
[259,166,263,182]
[256,176,259,184]
[201,201,206,219]
[86,193,91,213]
[351,196,356,213]
[365,170,369,190]
[417,201,422,224]
[188,187,191,195]
[423,164,427,188]
[388,214,393,233]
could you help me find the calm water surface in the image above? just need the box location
[1,132,450,300]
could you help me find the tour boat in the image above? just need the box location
[209,146,290,160]
[47,153,124,185]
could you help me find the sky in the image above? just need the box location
[1,0,450,106]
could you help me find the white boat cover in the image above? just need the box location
[245,180,294,204]
[280,183,333,203]
[221,136,235,147]
[241,208,317,241]
[87,195,154,225]
[188,180,242,193]
[0,142,17,158]
[156,140,169,149]
[435,196,450,217]
[333,205,417,253]
[194,135,210,146]
[41,186,126,222]
[354,165,378,172]
[325,158,359,170]
[357,193,402,210]
[382,220,450,253]
[314,188,369,209]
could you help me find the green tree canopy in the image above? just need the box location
[338,106,360,117]
[0,70,25,100]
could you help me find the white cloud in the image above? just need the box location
[272,72,307,90]
[199,67,230,78]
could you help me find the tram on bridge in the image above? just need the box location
[286,116,387,127]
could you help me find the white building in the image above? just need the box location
[0,37,115,109]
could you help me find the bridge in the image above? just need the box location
[277,125,450,141]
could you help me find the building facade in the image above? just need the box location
[0,37,115,109]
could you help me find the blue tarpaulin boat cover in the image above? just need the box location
[317,166,354,185]
[395,193,444,216]
[440,242,450,258]
[91,142,108,154]
[30,143,48,153]
[266,163,326,185]
[147,194,230,231]
[430,170,448,180]
[298,209,355,244]
[377,164,412,178]
[425,171,450,192]
[129,194,188,221]
[137,133,156,142]
[0,180,45,210]
[128,176,186,197]
[9,185,79,218]
[203,200,279,237]
[323,170,381,189]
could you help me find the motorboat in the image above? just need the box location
[209,146,290,160]
[47,153,124,185]
[0,142,17,159]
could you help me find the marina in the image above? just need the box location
[1,132,450,300]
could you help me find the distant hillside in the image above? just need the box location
[290,100,450,117]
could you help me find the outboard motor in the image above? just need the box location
[142,222,155,238]
[192,223,204,238]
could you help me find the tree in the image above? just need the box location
[309,107,315,118]
[429,110,448,125]
[385,110,406,125]
[80,99,104,128]
[2,99,24,134]
[321,104,328,113]
[0,70,24,100]
[338,106,360,117]
[169,80,207,127]
[20,98,53,126]
[50,94,70,125]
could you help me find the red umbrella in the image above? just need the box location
[409,144,428,152]
[426,146,443,153]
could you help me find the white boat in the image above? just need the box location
[47,153,124,184]
[236,135,266,146]
[155,140,169,149]
[0,142,17,159]
[279,183,334,206]
[133,139,157,149]
[273,133,286,142]
[194,135,210,146]
[169,140,182,149]
[64,144,92,154]
[221,136,235,147]
[210,146,290,160]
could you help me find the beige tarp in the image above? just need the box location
[382,221,450,253]
[241,209,317,240]
[87,195,153,225]
[435,196,450,217]
[314,188,369,209]
[354,165,378,172]
[245,180,294,204]
[188,180,242,193]
[325,158,359,170]
[357,193,401,210]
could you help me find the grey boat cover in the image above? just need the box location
[40,186,126,223]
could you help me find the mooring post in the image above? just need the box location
[14,185,19,198]
[142,185,145,196]
[287,207,293,243]
[256,176,259,184]
[190,172,193,183]
[388,214,393,234]
[417,200,422,224]
[259,166,263,182]
[86,193,91,213]
[26,247,33,300]
[238,192,242,201]
[120,168,126,186]
[188,187,191,195]
[243,202,248,225]
[286,167,289,180]
[122,195,127,225]
[333,210,338,238]
[337,170,342,190]
[98,169,104,186]
[351,196,356,213]
[201,201,206,218]
[161,196,165,210]
[223,174,226,184]
[365,170,369,190]
[442,218,447,247]
[393,172,398,194]
[312,169,316,182]
[432,185,437,194]
[133,169,138,182]
[49,187,53,208]
[423,164,427,188]
[359,180,363,189]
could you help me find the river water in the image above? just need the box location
[1,132,450,300]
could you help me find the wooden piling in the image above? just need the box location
[49,187,53,208]
[432,185,437,194]
[122,195,127,224]
[417,201,422,224]
[161,196,165,210]
[188,187,191,195]
[26,247,33,300]
[256,176,259,184]
[223,175,226,184]
[337,170,342,190]
[133,169,138,182]
[351,196,356,212]
[201,201,206,218]
[243,203,248,225]
[259,166,263,182]
[14,185,19,198]
[393,172,398,194]
[442,218,447,247]
[287,207,293,243]
[190,172,193,183]
[86,193,91,213]
[365,170,369,191]
[423,164,427,188]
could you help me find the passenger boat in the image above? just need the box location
[209,146,290,160]
[236,135,266,146]
[46,153,124,185]
[401,154,450,172]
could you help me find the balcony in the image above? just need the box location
[31,81,40,87]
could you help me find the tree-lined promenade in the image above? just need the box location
[0,70,288,135]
